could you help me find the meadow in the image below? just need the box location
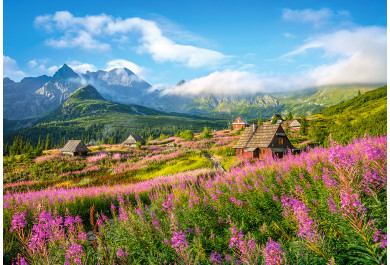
[3,130,387,264]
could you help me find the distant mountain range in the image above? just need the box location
[4,64,383,123]
[4,84,228,145]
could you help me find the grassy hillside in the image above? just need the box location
[308,85,387,144]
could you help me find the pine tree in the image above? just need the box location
[4,143,9,156]
[45,134,51,150]
[257,117,263,126]
[109,136,114,145]
[287,112,293,121]
[201,127,212,139]
[358,90,361,96]
[285,120,291,134]
[300,116,308,136]
[36,137,42,151]
[271,113,277,124]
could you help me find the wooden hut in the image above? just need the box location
[268,113,284,124]
[232,116,249,129]
[123,134,146,147]
[290,119,301,128]
[233,124,299,159]
[60,140,91,156]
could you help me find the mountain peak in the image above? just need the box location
[176,80,186,86]
[67,84,105,102]
[53,64,79,80]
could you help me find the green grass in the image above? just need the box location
[137,154,213,180]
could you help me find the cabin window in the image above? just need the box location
[260,149,265,155]
[238,149,243,154]
[278,138,283,145]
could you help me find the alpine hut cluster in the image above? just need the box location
[123,134,146,147]
[60,140,91,156]
[232,116,249,129]
[233,124,300,158]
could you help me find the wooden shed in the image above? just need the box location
[232,116,249,129]
[290,119,301,128]
[233,124,299,159]
[268,113,284,124]
[60,140,91,156]
[123,134,146,147]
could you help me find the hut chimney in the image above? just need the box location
[253,124,257,133]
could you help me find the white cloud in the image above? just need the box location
[28,59,59,76]
[282,8,351,27]
[105,59,147,78]
[283,32,296,38]
[67,60,98,74]
[3,55,26,81]
[45,30,110,51]
[147,83,169,93]
[34,11,228,67]
[164,26,386,96]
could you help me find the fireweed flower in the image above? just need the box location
[152,219,160,228]
[281,197,318,242]
[322,175,339,189]
[75,216,83,224]
[10,211,27,232]
[263,240,285,265]
[162,194,175,211]
[171,230,188,251]
[118,207,129,221]
[327,197,338,213]
[96,217,103,227]
[135,209,143,217]
[373,230,387,249]
[78,232,87,241]
[117,249,129,258]
[15,256,28,265]
[340,192,366,217]
[65,244,84,265]
[210,251,223,264]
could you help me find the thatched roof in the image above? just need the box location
[123,134,146,145]
[60,140,91,153]
[247,124,280,148]
[233,124,257,148]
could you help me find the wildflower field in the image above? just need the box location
[3,132,387,264]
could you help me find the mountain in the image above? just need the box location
[40,84,163,122]
[181,84,382,118]
[4,85,227,146]
[34,64,83,114]
[3,75,52,120]
[82,68,155,106]
[186,94,280,117]
[3,63,384,122]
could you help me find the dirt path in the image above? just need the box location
[203,153,226,173]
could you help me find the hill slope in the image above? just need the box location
[309,85,387,144]
[40,84,163,122]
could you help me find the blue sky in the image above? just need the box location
[3,0,387,95]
